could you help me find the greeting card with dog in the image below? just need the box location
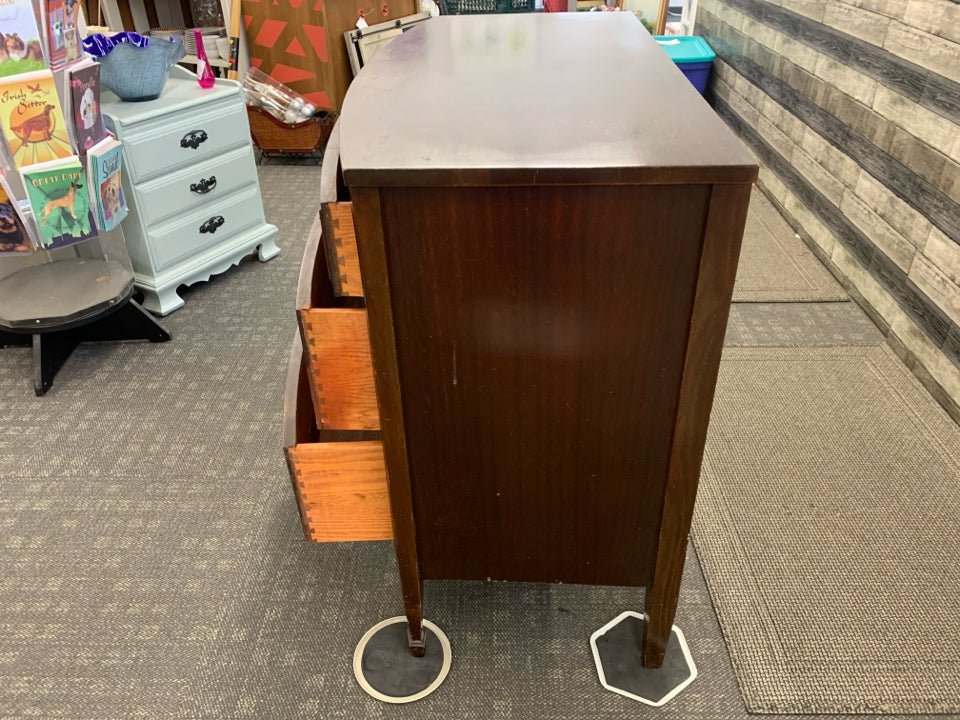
[20,154,97,249]
[41,0,81,69]
[0,69,72,168]
[68,59,105,153]
[0,0,47,77]
[0,177,33,252]
[86,134,125,230]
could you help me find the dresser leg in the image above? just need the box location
[401,572,425,656]
[643,548,685,669]
[641,603,671,669]
[140,286,185,316]
[406,622,425,657]
[257,236,281,262]
[351,187,425,658]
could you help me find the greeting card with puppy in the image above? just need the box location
[20,154,97,249]
[41,0,81,69]
[0,178,33,252]
[86,134,126,231]
[0,0,47,77]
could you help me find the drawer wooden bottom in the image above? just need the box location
[285,441,392,542]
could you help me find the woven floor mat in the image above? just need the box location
[695,345,960,714]
[732,189,847,303]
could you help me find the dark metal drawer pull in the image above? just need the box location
[190,176,217,194]
[180,129,209,149]
[199,216,225,234]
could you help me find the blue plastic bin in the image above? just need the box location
[653,36,716,95]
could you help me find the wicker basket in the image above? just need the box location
[246,106,337,154]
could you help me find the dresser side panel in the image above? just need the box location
[379,184,711,586]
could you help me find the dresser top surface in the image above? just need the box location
[339,14,757,187]
[101,74,241,124]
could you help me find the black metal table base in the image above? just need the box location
[0,299,170,396]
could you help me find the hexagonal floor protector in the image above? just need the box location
[590,611,697,707]
[353,617,451,703]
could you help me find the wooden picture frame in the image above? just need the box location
[655,0,668,34]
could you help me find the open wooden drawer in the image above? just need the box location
[298,308,379,431]
[283,332,391,542]
[282,121,392,543]
[320,201,363,298]
[316,119,362,300]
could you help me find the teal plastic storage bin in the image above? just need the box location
[653,36,716,95]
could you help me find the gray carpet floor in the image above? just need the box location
[0,165,954,718]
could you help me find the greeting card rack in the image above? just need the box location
[0,230,169,395]
[0,63,170,396]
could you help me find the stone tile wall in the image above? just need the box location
[696,0,960,420]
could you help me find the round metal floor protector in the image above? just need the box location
[353,617,451,703]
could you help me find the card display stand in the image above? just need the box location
[0,53,172,394]
[0,229,170,395]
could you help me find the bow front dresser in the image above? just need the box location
[285,12,757,669]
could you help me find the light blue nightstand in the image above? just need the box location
[101,66,279,316]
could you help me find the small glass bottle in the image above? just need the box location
[194,29,215,89]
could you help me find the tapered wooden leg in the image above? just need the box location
[643,185,754,669]
[406,612,424,656]
[399,548,424,656]
[351,186,426,657]
[643,569,682,668]
[643,519,690,669]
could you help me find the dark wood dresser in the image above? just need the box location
[286,12,757,669]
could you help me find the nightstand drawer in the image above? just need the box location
[119,99,250,183]
[150,185,265,271]
[133,146,259,228]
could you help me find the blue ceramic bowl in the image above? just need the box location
[96,36,186,101]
